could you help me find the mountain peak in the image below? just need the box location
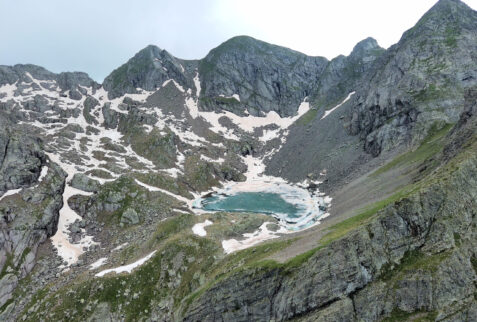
[350,37,382,57]
[207,35,309,61]
[422,0,475,26]
[400,0,476,43]
[434,0,467,8]
[428,0,475,16]
[198,36,329,117]
[102,44,191,99]
[137,44,161,56]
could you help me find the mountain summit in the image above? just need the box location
[103,45,195,99]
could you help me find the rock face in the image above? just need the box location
[346,0,477,156]
[120,208,139,225]
[102,45,197,99]
[198,36,383,117]
[310,37,384,110]
[198,36,329,117]
[0,126,66,307]
[266,0,477,186]
[0,124,45,192]
[0,64,99,94]
[70,173,100,193]
[102,35,383,118]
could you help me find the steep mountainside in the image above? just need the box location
[0,0,476,321]
[197,36,329,117]
[198,35,384,117]
[103,45,197,99]
[184,88,477,321]
[266,0,477,189]
[347,0,477,156]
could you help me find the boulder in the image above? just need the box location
[120,208,139,225]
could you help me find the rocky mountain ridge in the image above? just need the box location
[0,0,475,320]
[102,34,384,118]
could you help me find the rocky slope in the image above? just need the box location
[104,35,384,118]
[198,35,384,117]
[0,117,66,310]
[183,88,477,321]
[266,0,477,189]
[197,36,327,116]
[103,45,197,99]
[347,0,477,156]
[0,0,476,321]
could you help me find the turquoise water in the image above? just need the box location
[200,192,303,219]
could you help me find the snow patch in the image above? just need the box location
[47,152,98,267]
[90,257,108,270]
[193,72,201,98]
[200,155,225,163]
[113,243,128,252]
[37,166,48,182]
[163,79,185,93]
[0,188,22,202]
[134,179,191,204]
[173,208,190,214]
[0,82,18,102]
[259,129,281,142]
[192,220,213,237]
[95,250,157,277]
[161,168,182,178]
[321,92,355,120]
[219,94,241,102]
[222,222,286,254]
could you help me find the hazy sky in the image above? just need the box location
[1,0,476,82]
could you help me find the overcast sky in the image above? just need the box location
[1,0,476,82]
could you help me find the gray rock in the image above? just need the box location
[0,124,45,192]
[199,36,329,117]
[0,274,18,307]
[69,88,82,100]
[101,103,119,129]
[345,0,477,156]
[83,96,99,125]
[56,71,99,92]
[120,208,139,225]
[70,173,100,193]
[102,45,195,99]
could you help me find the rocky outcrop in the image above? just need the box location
[310,37,384,110]
[70,173,100,193]
[0,64,99,98]
[0,124,45,192]
[0,154,66,307]
[0,118,67,308]
[346,0,477,156]
[198,36,329,117]
[102,45,197,99]
[120,208,139,225]
[101,103,120,129]
[0,64,56,86]
[56,71,100,92]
